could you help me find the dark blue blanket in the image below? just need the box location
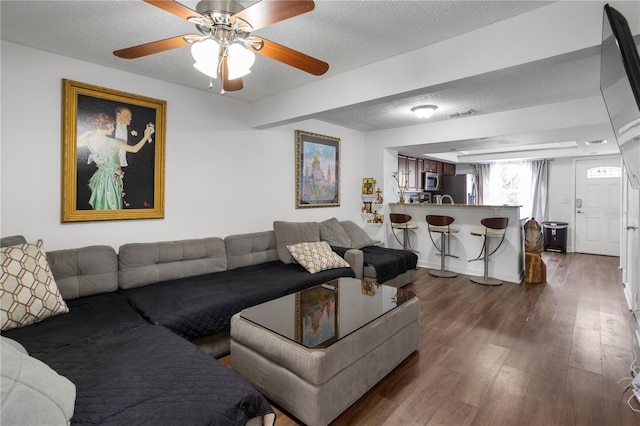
[122,261,355,340]
[3,293,275,426]
[333,245,417,283]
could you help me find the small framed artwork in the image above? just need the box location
[295,281,339,348]
[61,79,166,222]
[295,130,340,208]
[361,177,375,194]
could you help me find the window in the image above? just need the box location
[587,166,621,178]
[486,161,532,218]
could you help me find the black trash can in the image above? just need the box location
[542,221,568,253]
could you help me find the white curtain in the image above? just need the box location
[473,163,491,205]
[530,159,549,223]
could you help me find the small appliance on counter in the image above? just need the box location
[417,193,431,203]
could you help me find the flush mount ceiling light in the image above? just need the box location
[585,139,608,145]
[411,105,438,119]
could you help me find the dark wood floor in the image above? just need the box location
[221,252,640,425]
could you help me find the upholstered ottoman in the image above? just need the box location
[230,294,420,426]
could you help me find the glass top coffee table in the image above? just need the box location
[240,277,415,349]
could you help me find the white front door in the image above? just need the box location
[574,157,622,256]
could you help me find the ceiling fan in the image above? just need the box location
[114,0,329,94]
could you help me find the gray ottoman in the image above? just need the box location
[230,296,420,426]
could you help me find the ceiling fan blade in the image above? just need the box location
[114,34,199,58]
[144,0,208,21]
[220,57,244,92]
[250,37,328,75]
[232,0,315,31]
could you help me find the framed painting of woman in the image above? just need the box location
[61,79,166,222]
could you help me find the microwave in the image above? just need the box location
[422,172,440,191]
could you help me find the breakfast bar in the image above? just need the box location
[388,203,525,283]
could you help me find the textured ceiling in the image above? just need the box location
[0,0,550,102]
[1,0,634,161]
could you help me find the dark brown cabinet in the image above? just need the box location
[398,155,455,192]
[443,162,456,176]
[423,160,438,173]
[397,155,419,191]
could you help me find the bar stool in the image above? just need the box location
[389,213,419,252]
[426,215,459,278]
[469,217,509,286]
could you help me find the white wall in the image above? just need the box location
[548,158,576,252]
[0,42,365,251]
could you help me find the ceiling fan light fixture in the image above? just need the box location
[193,61,218,79]
[411,105,438,119]
[227,43,255,79]
[228,44,255,69]
[191,39,219,64]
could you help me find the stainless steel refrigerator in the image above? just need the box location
[441,174,476,205]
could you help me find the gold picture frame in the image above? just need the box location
[61,79,166,222]
[295,130,340,208]
[361,177,374,194]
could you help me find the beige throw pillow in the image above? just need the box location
[1,240,69,331]
[287,241,351,274]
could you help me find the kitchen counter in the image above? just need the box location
[389,203,524,283]
[389,203,522,208]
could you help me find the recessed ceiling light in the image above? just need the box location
[411,105,438,118]
[585,139,607,145]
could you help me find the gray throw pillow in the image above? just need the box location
[1,337,76,426]
[0,235,27,248]
[339,221,376,249]
[273,221,320,264]
[319,218,353,247]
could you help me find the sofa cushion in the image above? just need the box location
[0,336,76,426]
[0,235,27,248]
[273,221,320,264]
[46,245,118,300]
[287,241,351,274]
[319,218,353,247]
[1,240,69,331]
[225,231,279,270]
[339,221,376,249]
[118,237,227,289]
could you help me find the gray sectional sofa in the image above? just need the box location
[0,218,417,425]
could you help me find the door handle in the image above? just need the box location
[576,209,583,214]
[627,226,638,230]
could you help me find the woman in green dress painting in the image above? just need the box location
[78,113,154,210]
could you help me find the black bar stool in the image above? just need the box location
[469,217,509,286]
[389,213,419,252]
[426,215,459,278]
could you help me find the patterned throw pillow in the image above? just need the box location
[286,241,351,274]
[1,240,69,331]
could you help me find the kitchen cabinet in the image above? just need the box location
[423,160,438,173]
[443,163,456,176]
[397,155,418,191]
[406,157,418,190]
[399,155,455,191]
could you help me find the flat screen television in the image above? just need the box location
[600,3,640,188]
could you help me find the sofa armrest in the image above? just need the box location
[343,249,363,279]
